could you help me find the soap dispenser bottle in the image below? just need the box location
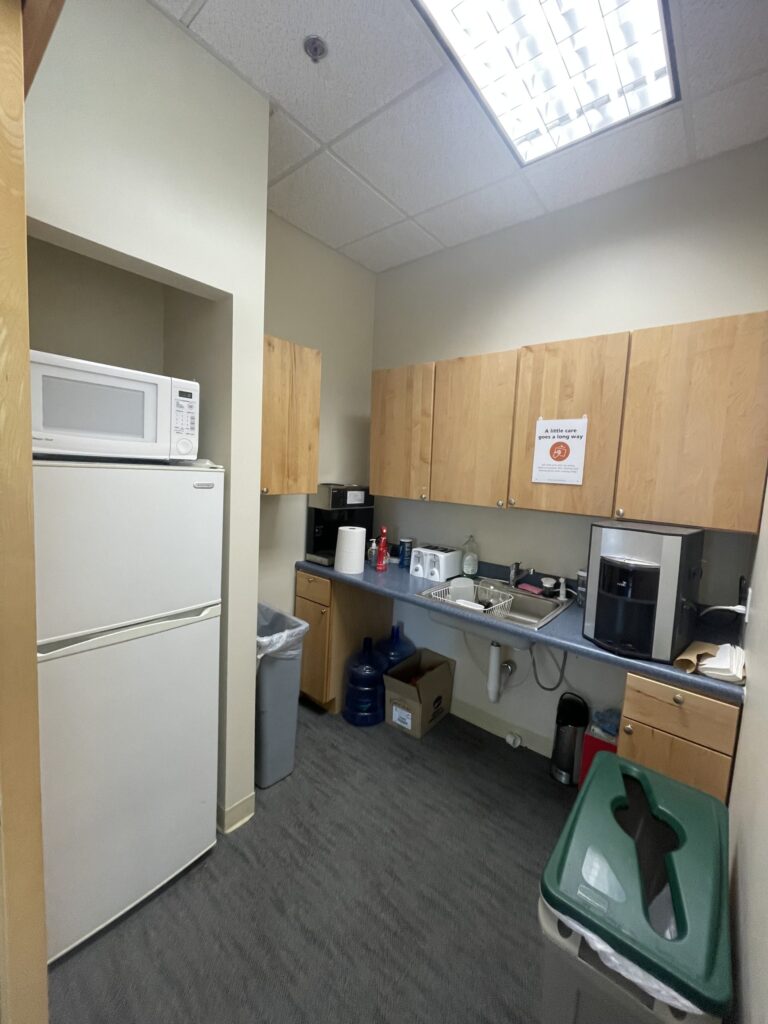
[462,534,479,577]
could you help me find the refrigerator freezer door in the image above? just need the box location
[33,463,224,642]
[38,609,220,960]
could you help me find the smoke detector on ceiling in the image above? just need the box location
[303,35,328,63]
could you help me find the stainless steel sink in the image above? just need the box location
[419,576,570,630]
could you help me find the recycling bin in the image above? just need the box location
[539,752,731,1023]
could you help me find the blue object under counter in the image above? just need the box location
[295,561,745,707]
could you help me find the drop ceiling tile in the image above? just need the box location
[148,0,192,17]
[678,0,768,98]
[524,108,689,212]
[332,69,520,216]
[267,152,402,249]
[189,0,444,143]
[340,221,442,272]
[691,72,768,160]
[268,111,320,183]
[415,173,545,248]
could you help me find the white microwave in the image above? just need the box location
[30,351,199,462]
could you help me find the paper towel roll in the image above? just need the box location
[334,525,367,574]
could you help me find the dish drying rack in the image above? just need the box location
[427,581,515,618]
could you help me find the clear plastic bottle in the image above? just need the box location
[367,538,378,567]
[462,534,479,576]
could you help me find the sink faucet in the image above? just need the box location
[509,562,530,586]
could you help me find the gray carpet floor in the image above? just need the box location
[49,704,574,1024]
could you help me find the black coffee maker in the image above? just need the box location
[305,484,374,566]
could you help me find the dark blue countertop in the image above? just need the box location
[295,560,745,707]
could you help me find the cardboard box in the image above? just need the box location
[384,649,455,739]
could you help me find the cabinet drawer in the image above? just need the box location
[624,674,739,755]
[618,718,732,802]
[294,596,330,704]
[296,571,332,607]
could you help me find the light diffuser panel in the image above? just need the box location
[416,0,677,164]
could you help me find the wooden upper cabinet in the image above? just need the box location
[616,313,768,532]
[261,335,321,495]
[509,333,629,516]
[430,351,518,508]
[370,363,435,500]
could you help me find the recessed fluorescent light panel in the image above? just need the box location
[416,0,678,164]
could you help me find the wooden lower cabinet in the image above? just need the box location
[294,595,330,705]
[618,718,732,802]
[617,673,739,802]
[294,572,393,712]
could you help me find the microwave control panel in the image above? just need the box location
[171,381,199,459]
[174,392,197,435]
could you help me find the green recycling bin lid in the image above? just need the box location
[540,752,731,1016]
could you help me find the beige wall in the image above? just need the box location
[373,141,768,752]
[27,237,165,373]
[260,213,376,612]
[25,0,269,831]
[730,501,768,1023]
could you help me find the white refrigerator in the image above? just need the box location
[34,461,224,961]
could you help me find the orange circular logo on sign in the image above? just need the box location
[550,441,570,462]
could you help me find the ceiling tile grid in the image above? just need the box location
[331,68,520,215]
[149,0,768,271]
[691,70,768,161]
[267,152,404,250]
[415,171,546,247]
[268,110,320,184]
[340,221,443,273]
[188,0,446,143]
[523,106,690,212]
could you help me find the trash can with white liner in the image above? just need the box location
[255,605,309,789]
[539,752,731,1023]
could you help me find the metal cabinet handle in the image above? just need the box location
[673,693,684,706]
[623,723,633,735]
[616,507,625,518]
[261,487,269,495]
[420,493,428,501]
[320,608,327,615]
[496,499,504,508]
[508,497,516,507]
[306,576,314,582]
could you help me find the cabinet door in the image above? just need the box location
[370,363,435,500]
[261,335,321,495]
[508,333,629,515]
[616,313,768,531]
[430,351,518,508]
[294,595,330,704]
[618,717,731,801]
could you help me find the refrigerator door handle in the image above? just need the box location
[37,603,221,663]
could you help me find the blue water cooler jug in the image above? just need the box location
[342,637,388,727]
[374,623,416,670]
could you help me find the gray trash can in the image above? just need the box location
[255,605,309,789]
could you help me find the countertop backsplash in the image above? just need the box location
[374,497,757,608]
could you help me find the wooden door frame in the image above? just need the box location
[0,1,51,1021]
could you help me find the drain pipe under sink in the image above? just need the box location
[487,641,514,703]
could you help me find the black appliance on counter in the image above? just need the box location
[305,484,374,566]
[583,521,703,663]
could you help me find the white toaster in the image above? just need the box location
[410,545,463,582]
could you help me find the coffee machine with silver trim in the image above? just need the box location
[583,521,703,663]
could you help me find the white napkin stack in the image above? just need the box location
[699,644,746,683]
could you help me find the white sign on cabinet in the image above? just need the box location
[532,417,588,486]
